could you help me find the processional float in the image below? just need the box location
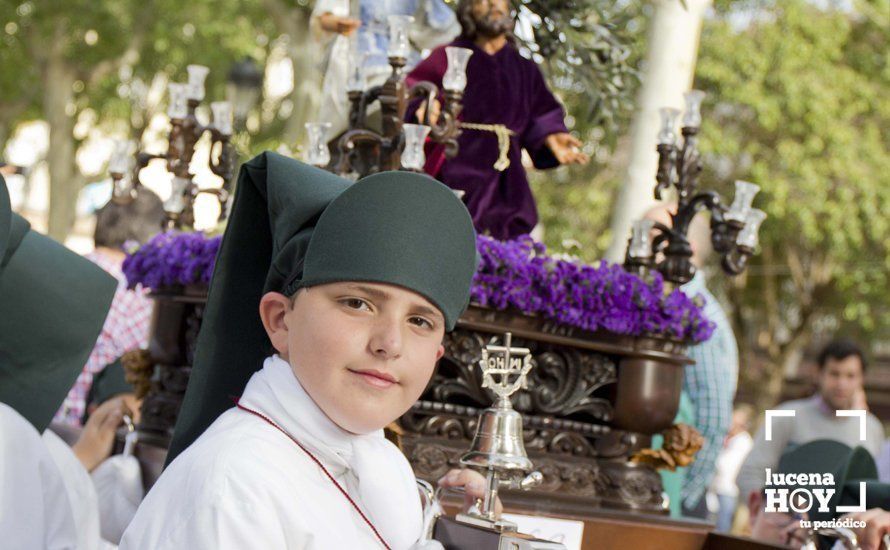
[108,16,883,550]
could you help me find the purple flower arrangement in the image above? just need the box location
[123,231,222,291]
[472,235,715,343]
[123,231,714,344]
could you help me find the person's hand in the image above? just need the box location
[72,396,131,472]
[415,98,442,127]
[84,392,142,425]
[437,468,503,516]
[839,508,890,550]
[545,132,589,165]
[779,515,810,548]
[318,13,361,36]
[120,392,143,425]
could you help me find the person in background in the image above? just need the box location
[49,358,144,546]
[644,203,740,519]
[55,188,165,426]
[745,440,889,549]
[81,358,142,427]
[708,404,754,532]
[79,359,145,546]
[736,339,885,502]
[0,174,118,549]
[852,386,890,484]
[879,440,890,483]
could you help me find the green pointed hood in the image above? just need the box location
[0,175,117,431]
[167,152,477,463]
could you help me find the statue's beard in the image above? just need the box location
[474,12,513,38]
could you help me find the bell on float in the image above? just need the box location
[461,331,535,474]
[428,332,560,549]
[460,402,533,473]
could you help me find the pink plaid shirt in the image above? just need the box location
[53,249,153,426]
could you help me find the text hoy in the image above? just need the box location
[764,468,836,513]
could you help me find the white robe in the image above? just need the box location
[42,429,104,550]
[90,450,143,544]
[120,355,423,549]
[0,402,79,550]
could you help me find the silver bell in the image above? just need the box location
[460,404,533,473]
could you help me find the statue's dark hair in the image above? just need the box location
[456,0,516,43]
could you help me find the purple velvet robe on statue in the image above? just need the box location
[406,38,568,239]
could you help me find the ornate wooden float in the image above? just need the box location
[129,292,693,517]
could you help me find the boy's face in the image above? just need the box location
[261,281,446,434]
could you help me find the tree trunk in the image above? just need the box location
[282,12,321,147]
[603,0,713,262]
[43,35,81,241]
[0,126,9,158]
[260,0,320,149]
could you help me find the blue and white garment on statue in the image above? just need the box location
[311,0,459,136]
[358,0,459,70]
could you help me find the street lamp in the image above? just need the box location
[226,57,264,131]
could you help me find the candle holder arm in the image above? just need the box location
[336,129,387,175]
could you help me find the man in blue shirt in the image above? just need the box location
[645,203,740,519]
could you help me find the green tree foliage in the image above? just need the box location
[516,0,646,135]
[693,0,889,402]
[532,0,888,405]
[0,0,278,238]
[525,0,650,260]
[2,0,641,239]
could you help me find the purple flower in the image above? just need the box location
[471,235,715,344]
[123,231,222,292]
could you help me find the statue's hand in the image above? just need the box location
[545,132,589,165]
[318,13,361,36]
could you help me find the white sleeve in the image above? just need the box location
[43,429,103,550]
[719,434,754,491]
[90,455,143,545]
[311,0,349,18]
[166,495,312,550]
[0,403,78,550]
[310,0,350,41]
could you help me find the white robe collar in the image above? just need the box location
[237,355,423,549]
[239,354,371,476]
